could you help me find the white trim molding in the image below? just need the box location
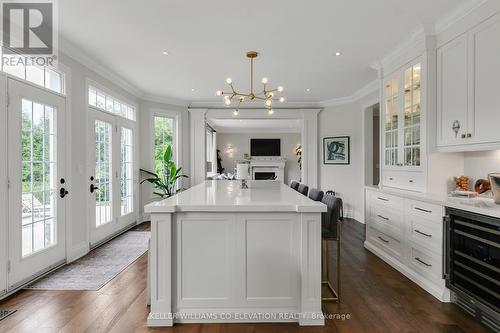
[60,37,143,98]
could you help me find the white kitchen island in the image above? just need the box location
[144,180,327,327]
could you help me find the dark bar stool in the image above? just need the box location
[290,181,300,191]
[321,194,343,303]
[308,188,324,202]
[297,183,309,196]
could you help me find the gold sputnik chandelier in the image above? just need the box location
[216,51,285,115]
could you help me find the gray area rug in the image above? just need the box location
[26,231,150,291]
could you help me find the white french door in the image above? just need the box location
[88,109,136,246]
[7,78,67,288]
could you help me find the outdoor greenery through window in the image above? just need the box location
[88,86,136,121]
[154,116,174,175]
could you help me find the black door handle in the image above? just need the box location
[60,188,69,198]
[90,184,99,193]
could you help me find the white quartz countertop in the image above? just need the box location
[145,180,327,213]
[365,185,500,219]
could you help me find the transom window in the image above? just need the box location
[88,86,136,121]
[1,52,64,94]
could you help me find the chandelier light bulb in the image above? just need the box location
[265,99,272,107]
[269,92,274,97]
[216,90,222,96]
[261,77,268,84]
[226,77,232,84]
[279,97,285,103]
[224,98,232,106]
[233,110,239,116]
[268,109,274,115]
[277,86,284,92]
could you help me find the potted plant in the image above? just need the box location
[140,145,188,198]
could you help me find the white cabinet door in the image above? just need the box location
[469,15,500,144]
[437,34,469,147]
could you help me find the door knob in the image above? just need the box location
[90,184,99,193]
[461,134,466,139]
[60,188,69,198]
[467,133,472,138]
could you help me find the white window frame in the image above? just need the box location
[87,80,136,121]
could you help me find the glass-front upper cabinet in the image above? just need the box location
[384,76,399,167]
[382,61,423,169]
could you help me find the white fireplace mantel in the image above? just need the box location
[250,157,286,182]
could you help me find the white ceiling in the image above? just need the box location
[209,119,302,133]
[59,0,468,104]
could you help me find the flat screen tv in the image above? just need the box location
[250,139,281,156]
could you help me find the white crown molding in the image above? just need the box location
[318,79,379,107]
[59,37,143,98]
[377,25,429,74]
[214,127,301,134]
[435,0,490,34]
[141,93,190,108]
[188,100,321,109]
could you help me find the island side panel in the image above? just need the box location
[299,212,324,326]
[147,213,173,327]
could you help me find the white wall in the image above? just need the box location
[138,100,189,221]
[464,150,500,184]
[318,92,379,222]
[217,132,301,185]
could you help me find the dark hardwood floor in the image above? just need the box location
[0,220,488,333]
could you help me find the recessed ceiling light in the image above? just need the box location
[305,88,311,92]
[191,88,196,92]
[162,51,169,55]
[335,51,343,56]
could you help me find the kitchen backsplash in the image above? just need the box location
[464,150,500,186]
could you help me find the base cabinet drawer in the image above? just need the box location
[382,171,425,192]
[407,245,442,282]
[407,216,443,253]
[367,226,403,261]
[367,190,404,211]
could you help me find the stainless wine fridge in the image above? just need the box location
[444,208,500,332]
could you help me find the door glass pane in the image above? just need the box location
[21,99,57,257]
[120,127,133,216]
[95,120,113,226]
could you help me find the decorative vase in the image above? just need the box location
[488,173,500,204]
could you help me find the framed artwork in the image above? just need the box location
[323,136,350,165]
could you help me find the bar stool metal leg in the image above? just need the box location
[321,222,341,303]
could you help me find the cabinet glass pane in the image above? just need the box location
[384,76,400,166]
[403,63,421,167]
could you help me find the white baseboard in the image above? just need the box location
[364,240,450,302]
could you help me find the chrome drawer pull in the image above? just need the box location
[415,229,432,238]
[377,214,389,221]
[377,197,389,202]
[378,236,389,243]
[415,207,432,214]
[415,257,432,267]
